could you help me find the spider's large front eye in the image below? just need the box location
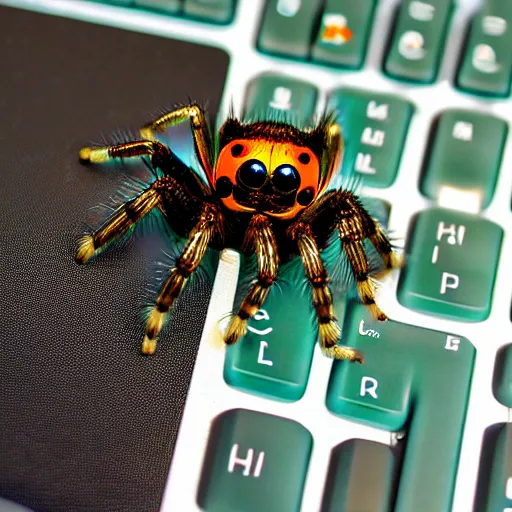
[236,159,267,190]
[271,164,300,194]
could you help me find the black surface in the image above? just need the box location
[0,6,229,512]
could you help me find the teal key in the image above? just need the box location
[224,262,316,402]
[384,0,453,83]
[493,344,512,407]
[244,74,318,123]
[183,0,235,24]
[327,303,475,512]
[474,423,512,511]
[457,2,512,97]
[197,408,312,512]
[421,110,507,209]
[311,0,377,69]
[135,0,181,14]
[322,439,397,511]
[330,88,413,188]
[397,208,503,321]
[257,0,322,59]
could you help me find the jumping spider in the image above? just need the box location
[76,104,399,363]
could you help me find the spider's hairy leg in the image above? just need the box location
[368,225,403,278]
[139,104,214,182]
[79,140,170,165]
[224,214,278,346]
[342,234,387,321]
[75,186,161,264]
[142,203,219,355]
[289,222,364,364]
[339,193,401,321]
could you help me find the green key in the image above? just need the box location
[244,74,318,123]
[474,423,512,511]
[384,0,453,83]
[197,408,312,512]
[326,303,475,512]
[421,110,507,209]
[330,88,413,188]
[322,439,397,511]
[224,262,316,402]
[135,0,181,14]
[457,2,512,97]
[493,344,512,407]
[397,208,503,321]
[258,0,322,59]
[311,0,377,69]
[183,0,235,24]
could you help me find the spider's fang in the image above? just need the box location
[75,235,95,264]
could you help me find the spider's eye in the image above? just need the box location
[271,164,300,194]
[236,159,267,190]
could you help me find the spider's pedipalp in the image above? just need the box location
[225,214,278,346]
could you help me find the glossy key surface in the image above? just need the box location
[244,74,318,123]
[322,439,397,512]
[257,0,322,59]
[224,263,316,402]
[197,408,312,512]
[421,110,507,209]
[136,0,181,13]
[327,303,475,512]
[311,0,376,69]
[457,2,512,97]
[384,0,453,83]
[397,208,503,321]
[330,88,413,188]
[493,344,512,407]
[474,423,512,511]
[183,0,235,24]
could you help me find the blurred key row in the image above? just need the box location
[246,73,508,203]
[258,0,512,97]
[95,0,236,24]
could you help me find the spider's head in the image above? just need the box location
[214,117,341,220]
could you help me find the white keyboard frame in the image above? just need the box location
[3,1,511,510]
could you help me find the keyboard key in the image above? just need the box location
[197,409,312,511]
[311,0,377,69]
[397,208,503,321]
[224,268,316,402]
[457,2,512,97]
[322,439,397,511]
[421,110,507,210]
[135,0,181,14]
[183,0,235,24]
[330,88,413,188]
[244,74,318,123]
[474,423,512,511]
[327,304,475,512]
[384,0,452,83]
[257,0,322,59]
[493,344,512,407]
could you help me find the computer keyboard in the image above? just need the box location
[1,0,511,511]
